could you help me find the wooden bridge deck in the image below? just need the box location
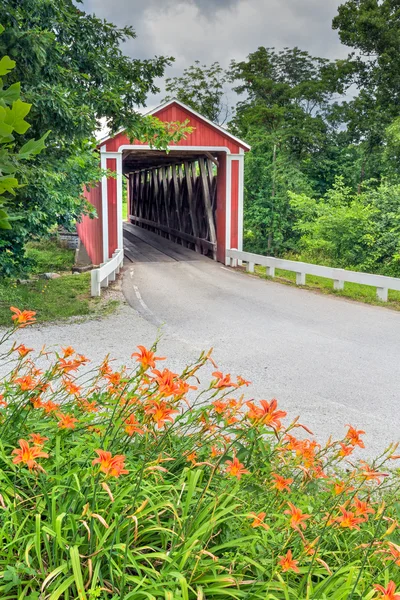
[123,223,210,264]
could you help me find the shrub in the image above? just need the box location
[0,310,399,599]
[289,177,400,276]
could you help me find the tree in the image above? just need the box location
[0,0,189,277]
[164,61,229,124]
[229,47,341,254]
[0,24,48,232]
[332,0,400,186]
[289,177,400,276]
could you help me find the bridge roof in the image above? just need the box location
[99,98,250,154]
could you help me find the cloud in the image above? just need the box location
[82,0,348,106]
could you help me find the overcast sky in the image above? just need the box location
[82,0,348,108]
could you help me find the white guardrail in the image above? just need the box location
[91,249,124,297]
[227,249,400,302]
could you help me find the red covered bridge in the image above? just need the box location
[77,99,250,283]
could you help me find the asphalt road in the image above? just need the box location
[122,231,400,457]
[9,228,399,457]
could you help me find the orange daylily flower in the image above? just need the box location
[248,511,269,530]
[57,358,81,373]
[339,442,354,457]
[333,480,354,496]
[359,461,388,484]
[284,436,320,468]
[12,439,48,470]
[335,505,365,530]
[29,433,48,446]
[225,456,250,480]
[80,399,98,413]
[124,414,144,436]
[63,379,81,396]
[271,473,293,492]
[15,344,33,357]
[212,371,238,389]
[212,400,228,414]
[42,400,60,414]
[92,449,129,477]
[150,368,188,398]
[30,396,43,409]
[387,543,400,567]
[237,375,251,386]
[76,354,89,365]
[0,394,7,408]
[131,346,165,370]
[62,346,75,357]
[10,306,36,327]
[279,549,300,573]
[210,445,222,458]
[246,399,287,430]
[14,375,37,391]
[187,451,198,464]
[284,502,311,531]
[145,400,178,428]
[57,413,78,429]
[373,581,400,600]
[345,425,365,448]
[352,496,374,519]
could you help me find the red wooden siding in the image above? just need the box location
[77,183,103,265]
[103,102,245,154]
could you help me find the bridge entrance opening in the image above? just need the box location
[124,149,218,259]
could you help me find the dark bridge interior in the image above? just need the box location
[123,150,219,259]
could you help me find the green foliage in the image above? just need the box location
[0,23,48,230]
[0,1,190,278]
[0,319,399,598]
[243,130,312,255]
[165,61,229,124]
[289,178,400,276]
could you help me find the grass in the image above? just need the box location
[252,265,400,310]
[0,239,120,326]
[25,239,76,274]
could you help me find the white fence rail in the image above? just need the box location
[91,249,124,297]
[227,249,400,302]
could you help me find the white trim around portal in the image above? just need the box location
[100,149,109,262]
[238,149,245,254]
[225,155,232,265]
[116,153,123,250]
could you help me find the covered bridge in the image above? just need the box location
[77,99,250,271]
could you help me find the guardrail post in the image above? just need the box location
[334,280,344,290]
[266,266,275,277]
[246,262,255,273]
[91,269,101,297]
[296,272,306,285]
[377,287,388,302]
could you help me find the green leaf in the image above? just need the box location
[0,55,15,77]
[18,131,50,159]
[4,99,31,134]
[0,176,18,194]
[1,82,21,104]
